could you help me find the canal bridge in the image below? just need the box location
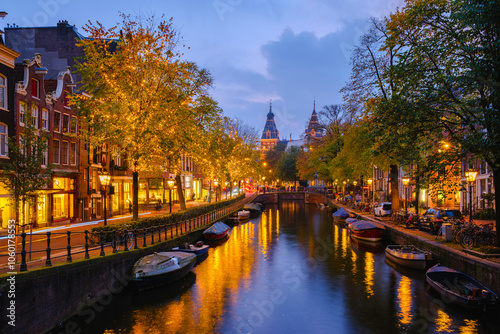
[255,192,329,205]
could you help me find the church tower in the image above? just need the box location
[305,100,323,139]
[260,102,280,152]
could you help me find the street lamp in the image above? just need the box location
[98,170,111,226]
[465,170,477,222]
[214,179,219,202]
[262,176,266,194]
[167,178,175,213]
[402,177,410,215]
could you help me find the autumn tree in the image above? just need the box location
[75,14,217,218]
[383,0,500,244]
[341,17,409,211]
[0,109,51,231]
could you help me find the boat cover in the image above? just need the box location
[203,222,230,235]
[243,203,262,212]
[332,207,349,219]
[349,220,378,231]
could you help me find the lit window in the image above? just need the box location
[53,139,60,164]
[42,109,49,130]
[0,75,6,110]
[54,111,61,132]
[31,78,39,99]
[0,123,8,157]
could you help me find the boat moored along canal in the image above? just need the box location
[132,252,197,291]
[426,264,499,309]
[385,245,433,270]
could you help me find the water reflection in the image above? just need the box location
[66,202,499,334]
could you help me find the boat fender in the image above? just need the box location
[195,241,204,247]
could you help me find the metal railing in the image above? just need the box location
[1,195,256,272]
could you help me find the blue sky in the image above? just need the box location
[2,0,403,139]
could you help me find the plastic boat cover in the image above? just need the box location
[203,222,230,235]
[349,220,377,231]
[332,207,349,219]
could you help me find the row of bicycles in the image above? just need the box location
[441,220,497,248]
[390,210,497,248]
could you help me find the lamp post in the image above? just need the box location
[98,170,111,226]
[465,170,477,222]
[402,177,410,215]
[262,176,266,194]
[167,178,175,213]
[214,179,219,202]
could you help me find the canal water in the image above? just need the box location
[57,202,500,334]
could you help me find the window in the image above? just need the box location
[0,75,6,110]
[19,101,27,126]
[41,140,48,167]
[42,109,48,130]
[70,116,77,134]
[62,141,68,165]
[54,111,61,132]
[63,90,70,108]
[31,78,39,99]
[70,142,77,165]
[0,123,8,157]
[62,114,69,133]
[31,104,39,128]
[53,139,60,164]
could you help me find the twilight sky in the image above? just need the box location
[2,0,403,139]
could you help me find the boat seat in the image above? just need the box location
[401,247,412,253]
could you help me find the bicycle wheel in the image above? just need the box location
[461,234,475,248]
[111,237,121,251]
[126,233,135,250]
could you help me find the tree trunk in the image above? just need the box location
[175,174,186,210]
[415,169,420,216]
[133,171,139,220]
[390,164,400,212]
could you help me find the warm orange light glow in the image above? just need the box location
[402,177,410,186]
[465,170,477,183]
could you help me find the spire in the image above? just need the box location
[261,100,279,140]
[267,99,274,117]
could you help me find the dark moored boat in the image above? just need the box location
[347,220,385,242]
[170,241,209,257]
[385,245,432,270]
[333,207,350,222]
[203,222,230,240]
[132,252,196,291]
[243,203,262,218]
[426,264,499,309]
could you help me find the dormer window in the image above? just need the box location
[31,78,39,99]
[63,90,70,108]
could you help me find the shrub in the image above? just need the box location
[472,208,496,220]
[90,194,244,236]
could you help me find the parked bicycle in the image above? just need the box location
[111,229,135,251]
[460,223,496,248]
